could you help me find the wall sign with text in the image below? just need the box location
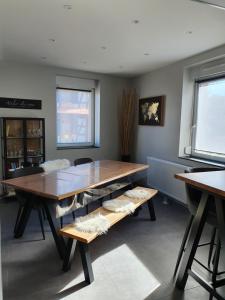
[0,97,42,110]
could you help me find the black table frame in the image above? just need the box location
[14,196,66,259]
[175,189,225,300]
[13,174,137,260]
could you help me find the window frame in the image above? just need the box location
[191,74,225,163]
[56,87,96,149]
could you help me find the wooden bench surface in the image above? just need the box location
[59,187,158,244]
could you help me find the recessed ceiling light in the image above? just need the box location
[41,56,47,60]
[49,38,56,42]
[63,4,72,10]
[144,53,150,56]
[101,46,107,50]
[82,61,87,64]
[132,20,140,24]
[185,30,193,34]
[119,65,123,69]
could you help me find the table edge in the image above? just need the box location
[175,173,225,199]
[1,163,149,201]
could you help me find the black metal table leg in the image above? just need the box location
[215,198,225,252]
[148,200,156,221]
[62,238,77,272]
[176,192,209,289]
[42,201,66,259]
[208,226,217,267]
[37,208,45,240]
[214,197,225,297]
[14,199,33,238]
[188,269,225,300]
[173,214,194,278]
[14,204,23,234]
[78,242,94,284]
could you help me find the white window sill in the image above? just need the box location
[179,155,225,168]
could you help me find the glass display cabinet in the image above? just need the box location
[1,117,45,179]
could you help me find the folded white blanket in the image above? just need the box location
[103,199,135,214]
[55,195,81,218]
[40,159,71,173]
[74,213,110,234]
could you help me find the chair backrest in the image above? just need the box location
[74,157,93,166]
[12,166,44,178]
[21,162,32,168]
[12,167,44,202]
[185,166,224,216]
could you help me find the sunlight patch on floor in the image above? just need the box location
[59,243,161,300]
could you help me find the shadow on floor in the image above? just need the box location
[1,195,214,300]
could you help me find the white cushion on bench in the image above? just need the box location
[74,213,110,234]
[124,189,151,199]
[103,199,135,214]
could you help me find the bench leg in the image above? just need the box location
[133,206,141,217]
[62,238,77,272]
[148,200,156,221]
[78,242,94,284]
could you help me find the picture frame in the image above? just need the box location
[139,95,165,126]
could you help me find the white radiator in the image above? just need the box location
[147,157,189,204]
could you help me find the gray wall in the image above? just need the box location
[1,43,225,175]
[132,44,225,166]
[0,61,130,176]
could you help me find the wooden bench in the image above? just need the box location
[59,186,158,284]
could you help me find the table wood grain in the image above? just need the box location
[1,160,148,201]
[175,170,225,199]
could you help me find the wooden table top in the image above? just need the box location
[175,170,225,199]
[1,160,148,201]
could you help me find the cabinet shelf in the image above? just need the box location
[26,136,44,139]
[2,137,24,139]
[1,117,45,180]
[2,136,44,139]
[4,156,24,159]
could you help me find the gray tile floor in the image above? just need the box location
[1,195,224,300]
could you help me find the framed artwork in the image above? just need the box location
[139,95,165,126]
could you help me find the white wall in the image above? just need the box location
[0,61,130,176]
[132,44,225,166]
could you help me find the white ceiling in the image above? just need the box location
[0,0,225,76]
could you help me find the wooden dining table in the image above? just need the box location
[1,160,148,258]
[175,170,225,300]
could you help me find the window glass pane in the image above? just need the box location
[194,78,225,157]
[56,89,93,145]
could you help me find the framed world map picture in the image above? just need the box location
[139,95,165,126]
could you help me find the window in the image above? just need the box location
[191,76,225,162]
[56,87,95,148]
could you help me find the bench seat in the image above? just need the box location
[59,186,158,284]
[60,187,157,243]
